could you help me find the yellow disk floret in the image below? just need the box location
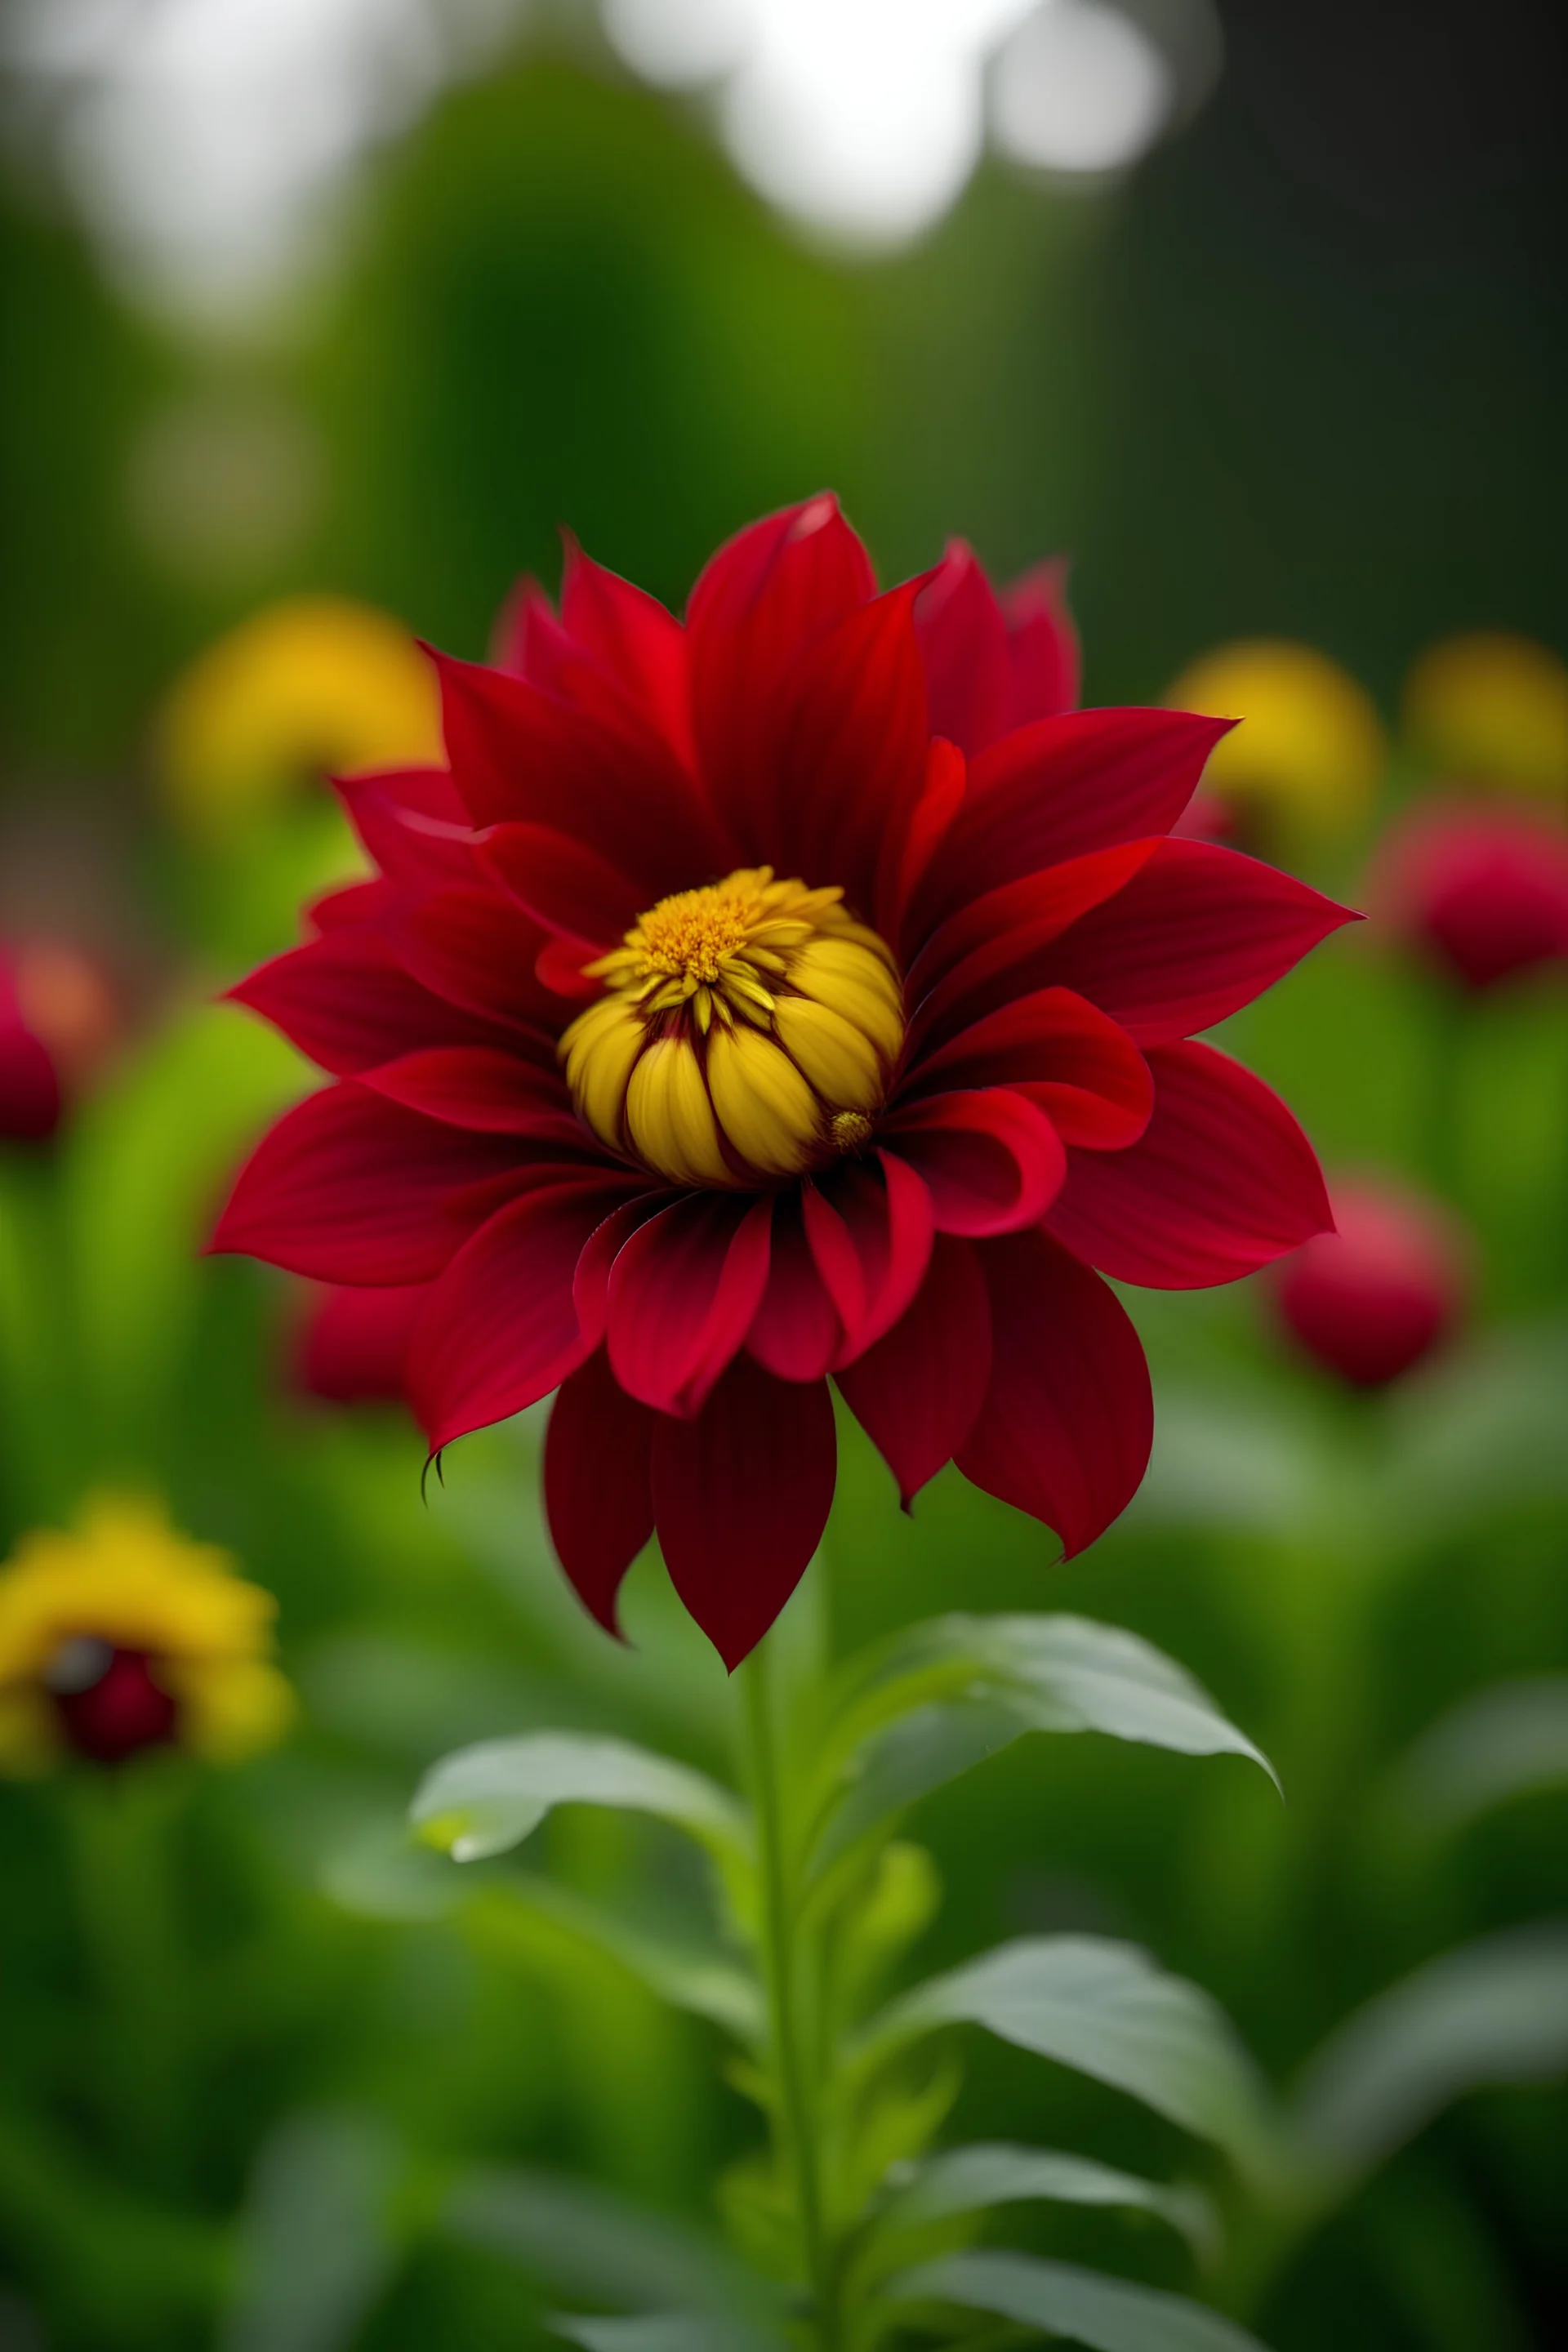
[1166,639,1388,840]
[0,1494,295,1774]
[561,868,904,1186]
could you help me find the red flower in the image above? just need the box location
[1271,1175,1469,1389]
[215,500,1348,1666]
[1370,796,1568,991]
[0,941,117,1144]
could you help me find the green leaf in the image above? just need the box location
[550,2320,788,2351]
[817,1617,1276,1864]
[221,2114,401,2352]
[831,1841,945,2016]
[410,1732,747,1865]
[443,2166,767,2322]
[880,2143,1218,2264]
[1294,1923,1568,2178]
[1392,1678,1568,1835]
[463,1875,763,2040]
[892,2250,1272,2351]
[866,1937,1276,2180]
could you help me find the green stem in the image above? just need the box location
[742,1646,840,2352]
[1421,980,1468,1205]
[65,1763,193,2194]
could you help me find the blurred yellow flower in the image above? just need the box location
[0,1494,294,1773]
[154,595,443,841]
[1403,630,1568,798]
[1165,639,1387,840]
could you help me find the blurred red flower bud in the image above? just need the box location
[1169,789,1242,849]
[0,941,118,1143]
[1270,1176,1469,1388]
[292,1282,426,1408]
[1369,798,1568,991]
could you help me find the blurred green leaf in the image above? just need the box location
[443,2166,768,2322]
[550,2319,787,2352]
[866,1937,1276,2181]
[878,2143,1218,2265]
[1390,1677,1568,1835]
[1294,1922,1568,2179]
[891,2249,1272,2351]
[410,1731,747,1866]
[221,2113,402,2352]
[463,1875,763,2041]
[831,1842,945,2020]
[317,1810,471,1924]
[61,1004,303,1449]
[817,1616,1276,1865]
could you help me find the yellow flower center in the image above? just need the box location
[560,868,906,1186]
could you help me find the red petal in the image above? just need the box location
[490,576,556,679]
[229,932,521,1076]
[560,541,694,766]
[907,709,1232,937]
[483,822,646,949]
[536,938,604,1000]
[385,884,564,1031]
[651,1356,836,1669]
[878,736,967,946]
[1029,837,1358,1045]
[746,1195,842,1382]
[686,496,875,821]
[1000,559,1080,724]
[881,1089,1066,1236]
[430,647,722,891]
[1045,1040,1332,1287]
[903,987,1153,1149]
[572,1193,673,1335]
[335,768,479,886]
[762,581,929,914]
[544,1348,657,1634]
[495,556,692,773]
[411,1175,639,1452]
[813,1150,936,1365]
[905,838,1160,1042]
[915,541,1011,756]
[293,1281,425,1407]
[957,1228,1152,1557]
[306,878,400,933]
[607,1193,773,1416]
[835,1234,991,1505]
[212,1085,526,1283]
[357,1046,583,1141]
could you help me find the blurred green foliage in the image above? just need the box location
[1,25,1565,2352]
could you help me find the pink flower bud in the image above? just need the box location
[292,1282,426,1408]
[0,940,118,1143]
[1370,797,1568,991]
[1271,1176,1469,1388]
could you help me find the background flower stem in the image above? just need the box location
[64,1763,193,2196]
[740,1639,842,2352]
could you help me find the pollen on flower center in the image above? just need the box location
[560,866,905,1187]
[634,885,755,986]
